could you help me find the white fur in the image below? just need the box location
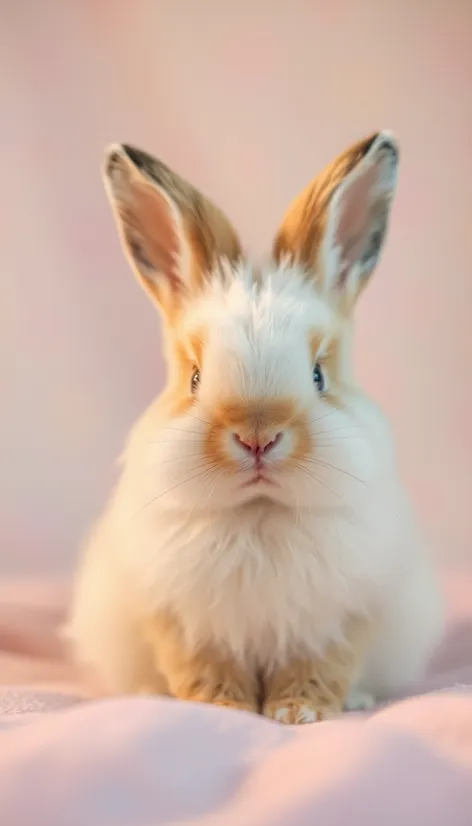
[67,262,444,701]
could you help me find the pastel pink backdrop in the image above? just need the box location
[1,1,471,574]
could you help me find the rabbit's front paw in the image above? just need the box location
[263,697,339,725]
[344,688,376,711]
[262,617,371,725]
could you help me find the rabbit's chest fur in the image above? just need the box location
[129,497,397,667]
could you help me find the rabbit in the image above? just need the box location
[66,131,444,724]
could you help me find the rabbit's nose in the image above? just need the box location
[233,432,283,456]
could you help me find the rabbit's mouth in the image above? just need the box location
[241,472,280,489]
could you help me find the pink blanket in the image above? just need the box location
[0,570,471,826]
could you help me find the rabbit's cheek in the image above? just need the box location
[203,418,239,473]
[290,416,313,463]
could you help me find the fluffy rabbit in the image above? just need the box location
[67,132,443,723]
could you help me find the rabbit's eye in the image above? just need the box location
[191,368,201,394]
[313,363,326,392]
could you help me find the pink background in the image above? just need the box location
[1,1,471,574]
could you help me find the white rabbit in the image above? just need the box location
[67,132,444,723]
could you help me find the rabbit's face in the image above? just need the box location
[104,132,398,511]
[150,262,387,510]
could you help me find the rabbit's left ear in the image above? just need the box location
[273,131,399,310]
[102,144,242,320]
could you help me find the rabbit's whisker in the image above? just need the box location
[134,464,220,517]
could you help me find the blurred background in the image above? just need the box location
[1,1,471,575]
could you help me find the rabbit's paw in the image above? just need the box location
[263,698,339,725]
[344,688,376,711]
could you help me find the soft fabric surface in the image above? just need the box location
[0,570,471,825]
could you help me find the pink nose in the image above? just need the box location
[233,432,283,456]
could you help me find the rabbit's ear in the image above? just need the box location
[273,132,398,310]
[103,145,242,319]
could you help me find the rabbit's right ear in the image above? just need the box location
[273,132,399,312]
[103,145,242,320]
